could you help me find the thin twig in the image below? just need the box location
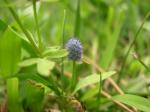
[83,56,137,112]
[83,56,124,95]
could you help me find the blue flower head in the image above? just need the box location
[66,38,82,61]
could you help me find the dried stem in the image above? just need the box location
[101,90,134,112]
[83,56,124,94]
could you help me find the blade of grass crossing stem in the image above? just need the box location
[7,77,22,112]
[61,10,66,92]
[133,53,150,72]
[4,0,41,57]
[118,11,150,83]
[137,59,150,72]
[32,0,42,50]
[74,0,80,37]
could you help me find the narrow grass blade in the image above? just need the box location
[133,53,150,72]
[118,11,150,83]
[32,0,42,50]
[100,7,125,69]
[74,0,80,37]
[4,0,41,57]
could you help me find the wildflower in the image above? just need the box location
[65,38,82,61]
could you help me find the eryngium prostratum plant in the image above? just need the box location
[66,38,82,61]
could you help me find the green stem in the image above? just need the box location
[32,0,42,50]
[137,59,150,72]
[4,0,41,57]
[133,54,150,72]
[61,10,66,91]
[117,11,150,83]
[7,77,22,112]
[71,61,76,91]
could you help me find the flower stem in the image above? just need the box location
[71,61,76,91]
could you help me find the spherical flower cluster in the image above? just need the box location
[65,38,82,61]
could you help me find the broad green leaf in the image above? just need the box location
[43,47,68,58]
[81,85,99,101]
[113,94,150,112]
[0,27,21,78]
[25,82,44,112]
[19,58,40,67]
[16,73,60,95]
[37,59,55,76]
[73,71,116,93]
[19,58,55,77]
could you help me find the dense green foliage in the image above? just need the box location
[0,0,150,112]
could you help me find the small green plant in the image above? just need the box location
[0,0,150,112]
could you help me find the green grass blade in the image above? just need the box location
[133,53,150,72]
[100,7,125,69]
[74,0,80,37]
[61,9,66,91]
[113,94,150,112]
[118,11,150,83]
[7,77,22,112]
[32,0,42,50]
[0,27,21,78]
[4,0,41,57]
